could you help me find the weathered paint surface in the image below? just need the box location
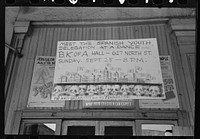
[7,7,195,21]
[5,7,195,45]
[5,7,196,134]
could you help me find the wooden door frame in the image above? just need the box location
[179,44,195,126]
[62,120,100,135]
[179,45,195,90]
[99,121,135,136]
[19,119,62,135]
[16,109,180,135]
[62,120,136,136]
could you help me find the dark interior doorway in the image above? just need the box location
[105,126,133,136]
[67,126,95,135]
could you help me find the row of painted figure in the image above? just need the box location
[52,84,164,100]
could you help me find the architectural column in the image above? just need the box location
[5,21,31,134]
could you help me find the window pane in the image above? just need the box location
[105,126,133,136]
[67,126,95,135]
[142,124,173,136]
[23,123,56,135]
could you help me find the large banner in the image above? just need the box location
[52,39,165,100]
[27,56,65,107]
[139,56,180,108]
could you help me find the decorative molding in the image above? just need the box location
[174,31,195,37]
[170,23,196,45]
[12,22,31,58]
[176,36,196,45]
[171,24,196,31]
[31,18,169,26]
[14,21,30,34]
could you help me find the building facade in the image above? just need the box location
[5,7,195,136]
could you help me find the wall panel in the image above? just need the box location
[18,22,171,110]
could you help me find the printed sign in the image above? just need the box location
[27,56,65,107]
[139,56,180,108]
[83,100,134,109]
[52,39,165,100]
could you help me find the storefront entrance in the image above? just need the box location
[20,118,178,136]
[61,121,135,135]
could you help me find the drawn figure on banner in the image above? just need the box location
[102,85,110,96]
[52,85,71,99]
[93,85,99,96]
[143,85,151,96]
[63,85,71,96]
[32,81,53,99]
[111,85,120,96]
[113,71,120,81]
[109,85,114,95]
[52,85,63,100]
[120,85,129,97]
[35,66,50,84]
[128,85,135,96]
[149,86,160,97]
[79,85,87,96]
[43,82,52,98]
[134,85,144,96]
[69,85,79,97]
[96,85,103,95]
[87,85,96,96]
[107,85,113,96]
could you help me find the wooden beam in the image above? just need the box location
[171,24,195,31]
[176,36,196,45]
[175,31,195,37]
[21,110,178,120]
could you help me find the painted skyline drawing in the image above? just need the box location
[59,64,157,84]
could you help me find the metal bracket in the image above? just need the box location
[5,43,23,58]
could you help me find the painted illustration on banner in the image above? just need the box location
[34,66,50,84]
[52,84,164,100]
[27,56,65,107]
[139,56,180,108]
[52,39,165,100]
